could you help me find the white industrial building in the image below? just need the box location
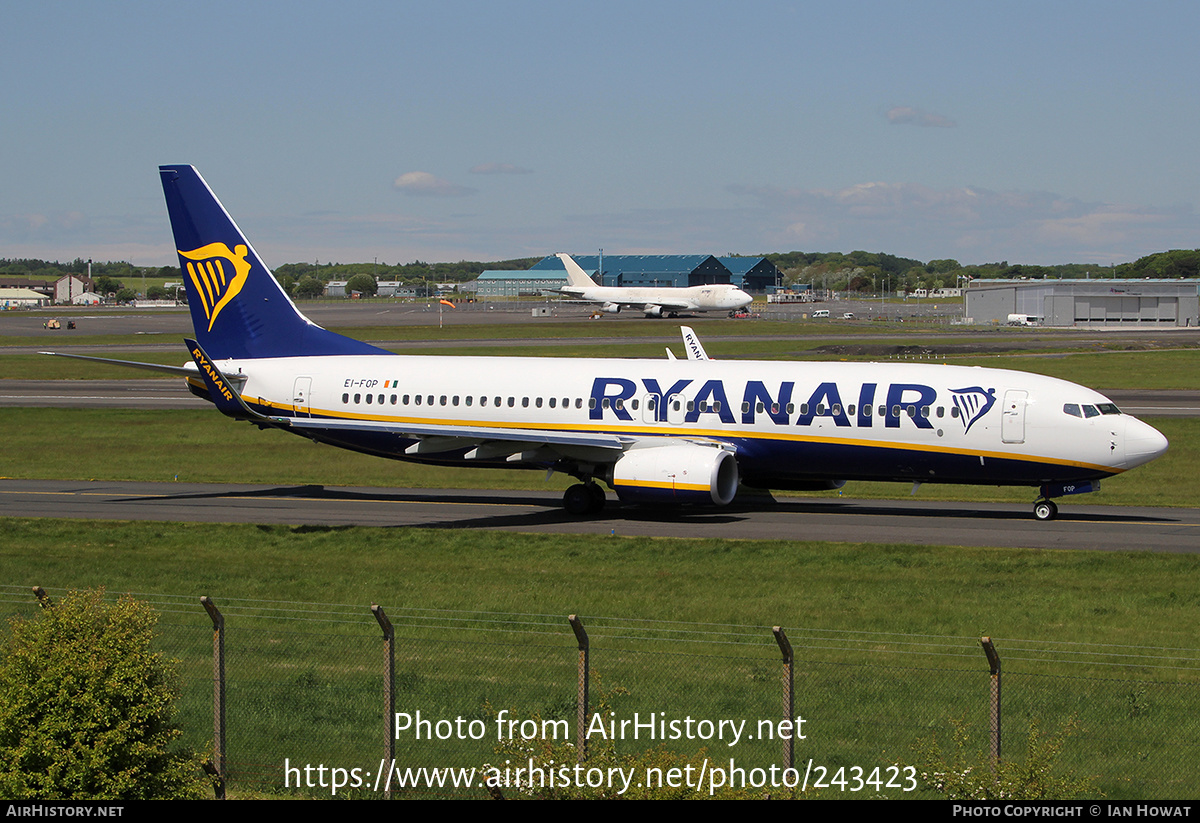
[965,279,1200,327]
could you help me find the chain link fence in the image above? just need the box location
[1,585,1196,799]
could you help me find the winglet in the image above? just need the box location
[680,326,711,361]
[556,253,598,288]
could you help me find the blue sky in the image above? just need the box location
[3,1,1197,267]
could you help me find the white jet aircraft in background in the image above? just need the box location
[44,166,1169,521]
[555,253,753,317]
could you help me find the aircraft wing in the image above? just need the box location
[277,415,631,456]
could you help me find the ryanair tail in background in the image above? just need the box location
[159,165,388,360]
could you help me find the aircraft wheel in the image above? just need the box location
[563,484,594,516]
[1033,500,1058,521]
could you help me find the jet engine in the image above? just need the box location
[643,305,665,317]
[601,302,621,313]
[609,443,739,506]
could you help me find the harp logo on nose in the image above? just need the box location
[179,242,252,331]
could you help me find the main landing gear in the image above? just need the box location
[563,482,607,515]
[1033,499,1058,522]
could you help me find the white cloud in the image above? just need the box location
[392,171,477,197]
[886,106,957,128]
[468,163,533,175]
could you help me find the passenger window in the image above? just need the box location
[427,395,434,405]
[366,394,373,404]
[631,399,639,410]
[891,405,900,417]
[770,403,778,415]
[549,397,556,408]
[921,406,930,418]
[508,397,515,407]
[816,404,825,416]
[801,404,809,416]
[522,397,530,408]
[378,394,384,404]
[588,398,596,410]
[907,405,916,418]
[687,401,694,412]
[403,395,409,404]
[847,404,855,416]
[342,393,349,404]
[786,403,795,414]
[452,396,459,406]
[950,406,959,418]
[1064,403,1081,418]
[535,397,543,408]
[440,396,447,406]
[465,396,472,406]
[414,395,421,405]
[863,405,872,417]
[495,397,502,407]
[832,404,841,416]
[391,395,397,405]
[936,406,943,418]
[354,394,361,404]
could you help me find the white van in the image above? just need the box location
[812,309,830,318]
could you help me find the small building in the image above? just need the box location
[0,287,50,308]
[474,270,569,297]
[965,279,1200,327]
[54,275,94,304]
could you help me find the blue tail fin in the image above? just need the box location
[159,165,389,360]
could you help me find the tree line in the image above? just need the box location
[5,249,1199,299]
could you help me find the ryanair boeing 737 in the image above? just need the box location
[47,166,1169,520]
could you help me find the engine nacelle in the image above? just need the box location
[601,302,621,314]
[643,305,665,317]
[610,444,739,506]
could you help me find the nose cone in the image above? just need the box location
[728,289,752,309]
[1123,416,1169,470]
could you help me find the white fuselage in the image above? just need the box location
[199,352,1166,489]
[561,283,753,314]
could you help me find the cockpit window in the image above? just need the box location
[1082,404,1100,418]
[1097,403,1121,415]
[1063,403,1081,418]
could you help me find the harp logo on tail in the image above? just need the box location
[179,242,252,331]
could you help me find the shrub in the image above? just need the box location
[0,589,206,799]
[918,717,1099,800]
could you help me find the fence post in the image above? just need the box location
[372,604,395,798]
[772,626,795,770]
[981,636,1001,765]
[200,597,226,799]
[568,614,589,762]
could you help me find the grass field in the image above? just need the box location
[2,521,1197,798]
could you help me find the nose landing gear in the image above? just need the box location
[1033,499,1058,521]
